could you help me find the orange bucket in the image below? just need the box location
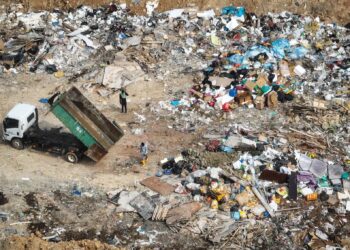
[306,193,318,201]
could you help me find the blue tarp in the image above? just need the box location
[271,38,290,59]
[221,6,245,17]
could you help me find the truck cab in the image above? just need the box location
[2,103,38,149]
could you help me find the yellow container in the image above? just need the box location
[211,200,219,209]
[306,193,318,201]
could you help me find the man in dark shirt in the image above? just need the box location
[119,88,128,113]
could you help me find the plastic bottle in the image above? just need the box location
[279,60,290,77]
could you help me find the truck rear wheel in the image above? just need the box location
[65,152,78,164]
[11,138,24,150]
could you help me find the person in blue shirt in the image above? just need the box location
[140,142,148,166]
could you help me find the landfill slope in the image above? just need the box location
[0,1,349,250]
[6,0,350,24]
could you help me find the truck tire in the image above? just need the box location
[65,152,78,164]
[11,138,24,150]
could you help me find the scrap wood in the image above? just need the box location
[288,127,319,139]
[259,169,288,183]
[294,140,327,150]
[107,199,118,206]
[10,221,31,226]
[152,204,170,221]
[209,220,239,243]
[166,202,202,225]
[252,187,275,217]
[276,207,301,212]
[140,176,175,196]
[286,132,327,149]
[219,223,252,248]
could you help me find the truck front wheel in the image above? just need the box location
[11,138,24,150]
[65,152,78,164]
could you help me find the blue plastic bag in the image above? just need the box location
[229,88,237,97]
[244,45,270,59]
[221,6,245,17]
[118,33,128,40]
[288,46,308,59]
[220,145,234,153]
[170,100,180,106]
[203,66,214,74]
[228,54,244,64]
[263,63,274,70]
[271,38,290,59]
[39,98,48,103]
[163,169,173,175]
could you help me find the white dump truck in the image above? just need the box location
[2,87,124,163]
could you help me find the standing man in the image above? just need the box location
[119,87,128,113]
[140,142,148,166]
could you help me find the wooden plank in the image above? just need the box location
[252,187,275,218]
[67,87,124,142]
[140,177,175,196]
[59,98,113,150]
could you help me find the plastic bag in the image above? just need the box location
[221,6,245,17]
[244,45,270,60]
[271,38,290,59]
[288,46,308,59]
[228,54,244,64]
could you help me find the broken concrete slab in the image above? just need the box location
[129,193,156,220]
[309,159,328,178]
[328,165,344,179]
[113,190,140,213]
[102,60,144,89]
[223,134,241,148]
[140,177,175,196]
[298,154,312,171]
[123,36,142,48]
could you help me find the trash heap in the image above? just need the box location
[151,7,349,114]
[151,139,350,247]
[0,4,348,99]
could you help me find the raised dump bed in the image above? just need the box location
[50,86,124,162]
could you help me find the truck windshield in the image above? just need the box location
[4,118,19,129]
[27,113,35,123]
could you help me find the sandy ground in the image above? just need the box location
[0,71,208,250]
[0,72,196,194]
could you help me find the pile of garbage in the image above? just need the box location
[0,4,348,97]
[149,139,350,246]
